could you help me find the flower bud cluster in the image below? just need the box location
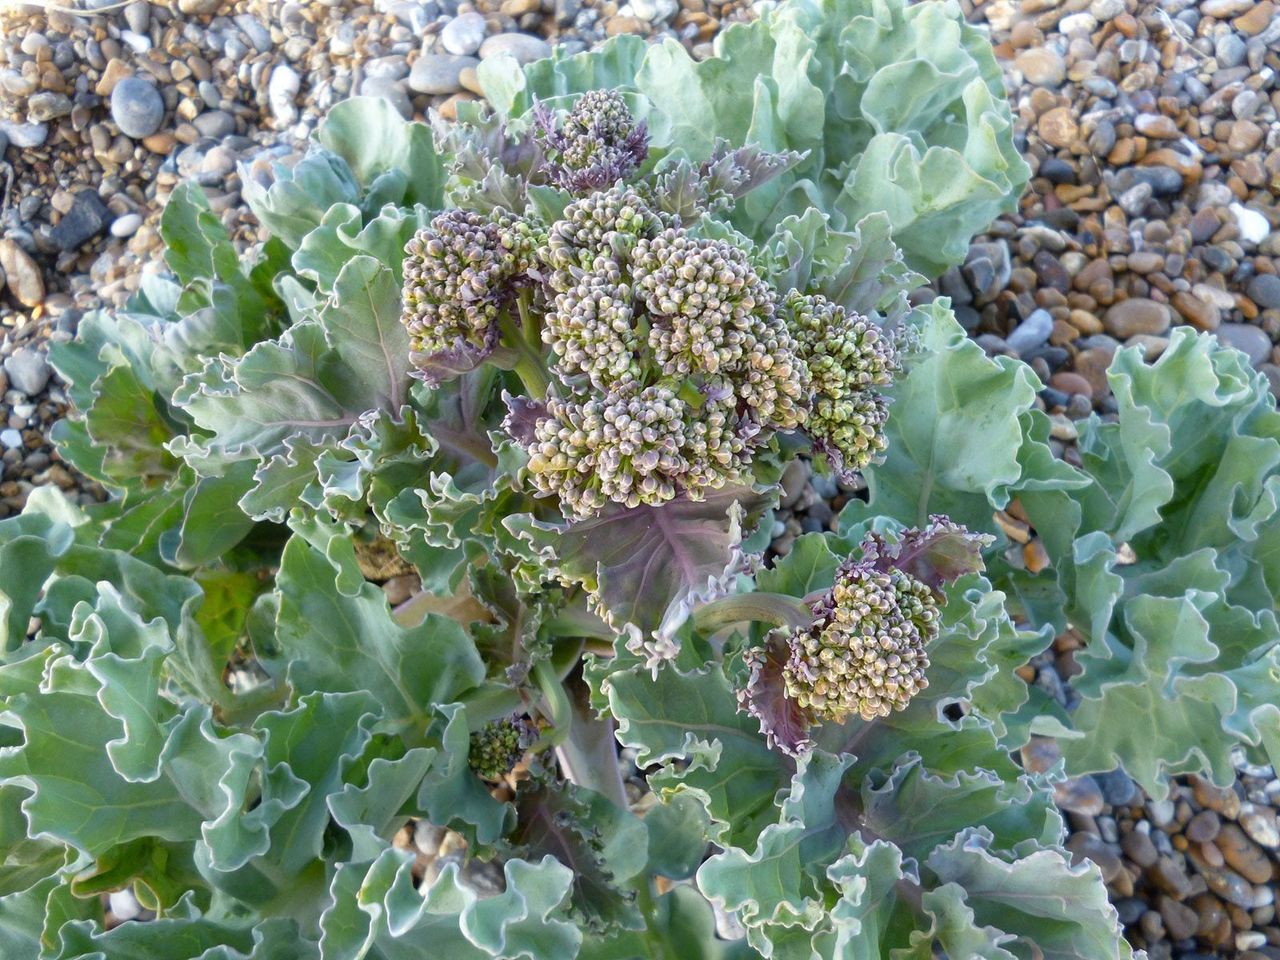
[534,90,650,193]
[402,210,541,377]
[784,292,899,478]
[782,558,937,723]
[524,187,808,518]
[468,714,537,782]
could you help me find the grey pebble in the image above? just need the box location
[3,348,51,397]
[479,32,552,63]
[1248,274,1280,311]
[1006,308,1054,355]
[1215,323,1273,367]
[123,1,151,34]
[409,54,476,95]
[359,76,413,119]
[1215,32,1247,68]
[110,77,165,139]
[193,109,235,139]
[234,14,273,53]
[49,192,112,252]
[441,12,488,55]
[26,92,72,123]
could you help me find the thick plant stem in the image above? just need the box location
[693,592,815,635]
[499,311,549,400]
[530,659,572,752]
[554,674,628,809]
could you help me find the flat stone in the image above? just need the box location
[1015,47,1066,88]
[27,92,72,123]
[1247,274,1280,310]
[177,0,221,12]
[1215,323,1272,366]
[193,109,235,139]
[441,12,487,55]
[2,347,50,396]
[1215,823,1274,884]
[478,33,552,64]
[0,239,43,308]
[110,76,165,139]
[0,120,48,148]
[1234,0,1276,34]
[1037,106,1078,149]
[1171,290,1220,331]
[1134,113,1179,138]
[1104,298,1171,338]
[49,191,111,252]
[409,54,477,94]
[1050,371,1093,397]
[1229,120,1265,153]
[268,64,301,126]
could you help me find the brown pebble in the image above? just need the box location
[1192,893,1227,936]
[1104,297,1172,338]
[1171,290,1220,331]
[1135,114,1179,139]
[1192,776,1242,818]
[1215,823,1274,884]
[1049,371,1093,397]
[1187,809,1222,843]
[94,58,132,97]
[1234,0,1276,34]
[1121,828,1159,868]
[605,15,649,35]
[1127,251,1163,274]
[1038,106,1079,149]
[142,131,176,154]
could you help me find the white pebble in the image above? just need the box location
[110,213,142,238]
[1230,202,1271,246]
[0,429,21,450]
[268,64,301,127]
[1058,12,1097,33]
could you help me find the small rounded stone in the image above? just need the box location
[110,76,165,139]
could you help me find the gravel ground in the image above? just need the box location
[3,0,1280,955]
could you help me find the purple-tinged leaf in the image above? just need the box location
[504,484,772,662]
[739,632,816,756]
[862,516,992,596]
[501,391,548,447]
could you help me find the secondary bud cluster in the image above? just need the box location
[783,560,937,723]
[468,714,537,782]
[534,89,650,193]
[784,292,899,478]
[402,210,541,379]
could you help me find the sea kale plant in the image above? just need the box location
[1,0,1277,956]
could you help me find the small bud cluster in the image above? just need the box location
[534,90,650,193]
[468,714,537,782]
[782,559,938,723]
[401,210,541,378]
[524,186,808,518]
[784,292,899,478]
